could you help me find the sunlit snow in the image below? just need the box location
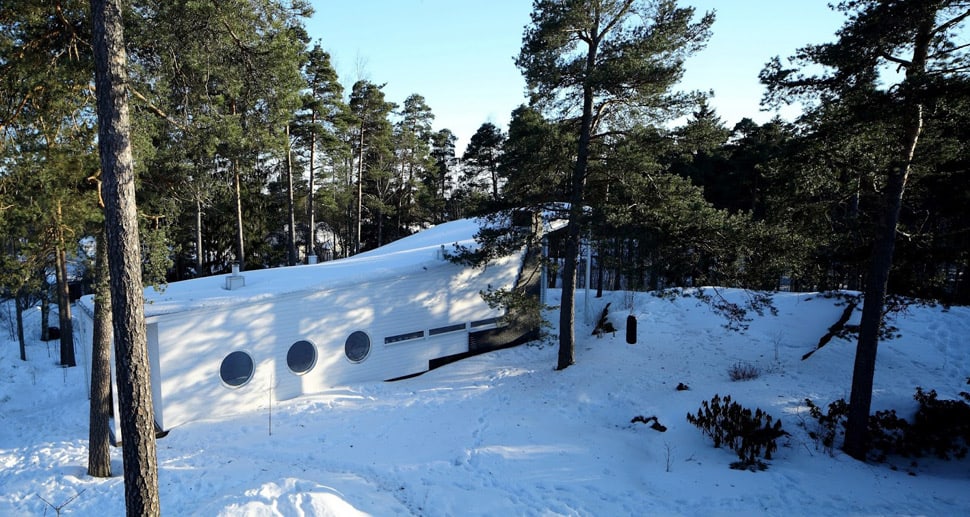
[2,286,969,515]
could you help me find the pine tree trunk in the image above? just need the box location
[40,292,50,342]
[16,295,26,361]
[195,197,203,276]
[285,125,297,266]
[377,208,383,247]
[596,243,604,298]
[306,114,316,260]
[558,221,579,370]
[90,0,160,512]
[88,228,113,478]
[558,31,599,371]
[843,104,923,460]
[233,159,245,271]
[843,19,929,457]
[55,236,76,367]
[356,124,365,255]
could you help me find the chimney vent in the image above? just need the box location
[225,263,245,290]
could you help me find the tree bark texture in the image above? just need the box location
[55,236,76,367]
[233,159,245,271]
[195,197,203,275]
[286,125,297,266]
[41,295,50,342]
[89,0,161,513]
[843,17,930,458]
[843,104,924,460]
[16,296,26,361]
[356,124,364,254]
[88,228,113,478]
[306,113,316,260]
[557,18,600,371]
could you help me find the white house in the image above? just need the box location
[74,216,550,435]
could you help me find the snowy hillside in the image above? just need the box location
[1,289,969,516]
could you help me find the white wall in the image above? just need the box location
[150,254,521,430]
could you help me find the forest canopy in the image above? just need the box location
[1,0,967,315]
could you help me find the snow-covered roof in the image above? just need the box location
[78,214,561,319]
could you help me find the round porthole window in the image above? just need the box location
[220,350,254,387]
[344,331,371,363]
[287,340,317,374]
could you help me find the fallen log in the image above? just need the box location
[802,301,858,360]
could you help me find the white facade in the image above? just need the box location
[75,218,533,432]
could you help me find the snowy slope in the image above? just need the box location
[1,288,968,516]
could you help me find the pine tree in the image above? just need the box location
[425,128,458,223]
[87,228,112,478]
[348,80,396,252]
[761,0,970,460]
[293,43,348,260]
[499,106,573,208]
[127,0,309,272]
[516,0,714,369]
[393,94,436,238]
[90,0,160,512]
[0,0,103,366]
[462,122,506,203]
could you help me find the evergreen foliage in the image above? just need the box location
[805,385,970,467]
[425,128,458,223]
[516,0,715,370]
[0,0,967,420]
[1,1,965,306]
[687,394,787,471]
[462,122,506,208]
[761,0,970,460]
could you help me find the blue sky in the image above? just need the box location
[305,1,845,153]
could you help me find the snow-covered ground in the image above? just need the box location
[1,288,968,516]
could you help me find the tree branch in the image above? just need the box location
[0,90,34,134]
[591,99,619,133]
[128,86,185,130]
[880,52,911,68]
[598,0,636,40]
[930,8,970,38]
[929,41,970,59]
[87,170,105,208]
[927,63,970,74]
[591,129,630,141]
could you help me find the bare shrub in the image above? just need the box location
[728,361,760,382]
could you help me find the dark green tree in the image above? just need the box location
[425,128,457,223]
[462,122,506,203]
[761,0,970,460]
[517,0,714,369]
[0,0,103,366]
[292,43,348,261]
[128,0,309,272]
[347,80,396,252]
[667,102,731,208]
[499,105,573,208]
[721,118,794,220]
[393,94,435,238]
